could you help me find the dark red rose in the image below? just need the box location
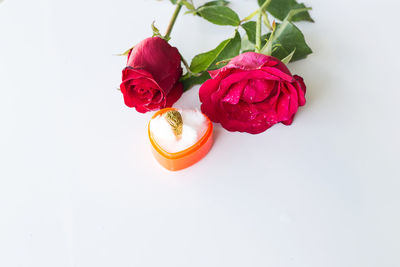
[199,52,306,134]
[120,37,183,113]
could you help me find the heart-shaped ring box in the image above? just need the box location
[148,108,213,171]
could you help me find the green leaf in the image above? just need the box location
[241,34,255,52]
[241,33,268,53]
[180,72,211,91]
[209,31,241,69]
[190,40,230,73]
[198,6,240,26]
[258,0,314,22]
[116,45,134,56]
[241,21,257,43]
[261,20,312,62]
[170,0,177,4]
[186,1,230,16]
[241,10,258,23]
[181,0,195,10]
[190,31,241,73]
[201,0,229,7]
[261,33,268,47]
[281,49,296,64]
[285,7,312,22]
[151,21,162,38]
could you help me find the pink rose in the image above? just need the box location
[120,37,183,113]
[199,52,306,134]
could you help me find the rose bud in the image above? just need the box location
[199,52,306,134]
[120,37,183,113]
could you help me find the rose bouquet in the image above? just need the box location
[119,0,313,135]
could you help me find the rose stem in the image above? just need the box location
[255,0,272,53]
[180,54,195,75]
[255,12,262,53]
[164,0,183,40]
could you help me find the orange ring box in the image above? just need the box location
[148,108,213,171]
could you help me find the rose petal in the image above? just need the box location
[275,85,291,121]
[261,57,291,75]
[285,82,299,117]
[129,78,158,90]
[261,67,294,82]
[241,79,276,104]
[222,80,247,105]
[226,52,270,70]
[165,82,183,107]
[219,70,281,96]
[151,91,163,104]
[217,52,292,75]
[282,115,295,125]
[220,102,273,134]
[199,79,223,123]
[122,67,154,82]
[294,75,306,106]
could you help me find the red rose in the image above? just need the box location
[120,37,183,113]
[199,52,306,134]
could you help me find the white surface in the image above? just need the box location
[0,0,399,266]
[150,109,207,153]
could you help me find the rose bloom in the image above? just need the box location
[199,52,306,134]
[120,37,183,113]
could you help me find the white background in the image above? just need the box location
[1,0,399,266]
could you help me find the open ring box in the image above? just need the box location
[148,108,213,171]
